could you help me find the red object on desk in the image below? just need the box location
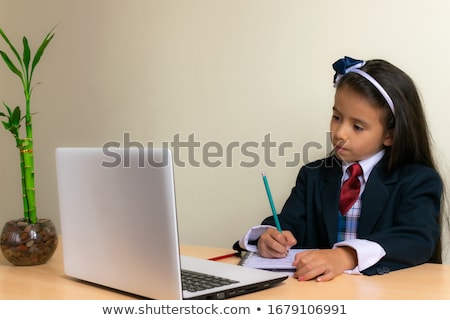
[208,253,238,261]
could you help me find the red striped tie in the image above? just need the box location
[339,163,362,215]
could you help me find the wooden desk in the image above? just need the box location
[1,244,450,299]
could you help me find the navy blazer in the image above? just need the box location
[261,156,442,276]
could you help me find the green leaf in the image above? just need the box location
[2,102,13,116]
[0,28,22,66]
[11,106,21,126]
[2,121,10,130]
[31,28,55,77]
[22,36,31,77]
[0,50,22,79]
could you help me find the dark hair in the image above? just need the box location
[335,59,437,173]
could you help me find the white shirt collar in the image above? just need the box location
[341,149,385,183]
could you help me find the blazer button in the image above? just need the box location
[376,267,390,275]
[377,267,391,275]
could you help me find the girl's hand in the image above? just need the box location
[257,228,297,258]
[293,247,358,282]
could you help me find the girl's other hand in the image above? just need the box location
[293,247,357,282]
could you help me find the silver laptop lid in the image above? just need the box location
[56,147,184,299]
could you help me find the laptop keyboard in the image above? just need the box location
[181,269,239,292]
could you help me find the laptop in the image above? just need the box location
[55,147,287,299]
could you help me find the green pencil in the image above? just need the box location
[261,172,282,232]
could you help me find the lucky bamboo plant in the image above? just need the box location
[0,27,55,224]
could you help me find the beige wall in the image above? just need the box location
[1,0,449,260]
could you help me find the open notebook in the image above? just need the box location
[55,147,287,299]
[239,249,305,272]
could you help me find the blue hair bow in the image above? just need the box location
[332,56,395,115]
[332,56,365,85]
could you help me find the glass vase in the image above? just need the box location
[0,218,58,266]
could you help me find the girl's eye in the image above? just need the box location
[332,114,340,121]
[354,124,364,131]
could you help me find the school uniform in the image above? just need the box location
[250,153,442,276]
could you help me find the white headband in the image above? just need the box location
[333,58,395,115]
[347,69,395,115]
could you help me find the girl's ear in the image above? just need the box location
[383,130,393,147]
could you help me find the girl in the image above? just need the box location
[239,57,443,282]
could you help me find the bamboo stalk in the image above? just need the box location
[0,27,55,224]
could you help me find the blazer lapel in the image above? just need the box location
[321,157,342,245]
[358,161,397,235]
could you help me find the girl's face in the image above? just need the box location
[330,85,392,163]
